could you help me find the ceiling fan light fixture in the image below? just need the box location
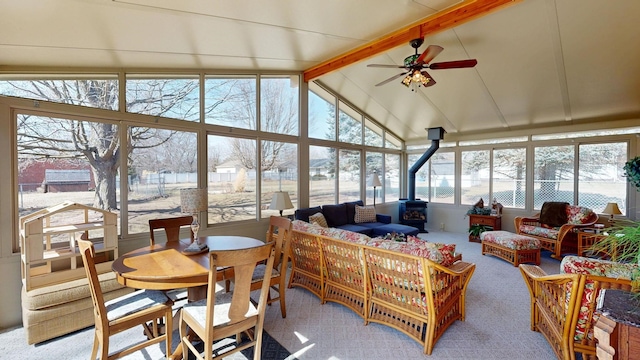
[401,69,431,90]
[401,74,412,87]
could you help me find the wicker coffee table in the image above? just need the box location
[480,230,540,267]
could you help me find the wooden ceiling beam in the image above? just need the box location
[303,0,521,82]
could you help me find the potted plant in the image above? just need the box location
[624,156,640,190]
[468,223,491,242]
[588,220,640,291]
[589,221,640,262]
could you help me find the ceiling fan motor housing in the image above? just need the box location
[409,38,424,49]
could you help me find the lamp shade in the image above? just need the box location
[602,202,622,216]
[371,173,382,187]
[269,191,294,211]
[180,188,208,214]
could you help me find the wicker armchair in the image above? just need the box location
[520,256,637,360]
[519,264,582,360]
[514,202,598,259]
[364,246,475,355]
[560,256,635,360]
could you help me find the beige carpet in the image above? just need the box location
[0,230,560,359]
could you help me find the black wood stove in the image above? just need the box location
[398,199,427,232]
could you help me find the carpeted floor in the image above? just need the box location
[0,230,562,359]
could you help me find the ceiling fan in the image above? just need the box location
[367,38,478,90]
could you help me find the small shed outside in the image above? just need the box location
[44,169,92,192]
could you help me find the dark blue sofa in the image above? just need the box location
[294,200,419,237]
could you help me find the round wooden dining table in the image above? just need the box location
[112,235,265,297]
[112,235,264,360]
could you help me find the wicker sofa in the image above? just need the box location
[519,256,637,360]
[288,220,475,354]
[514,202,598,259]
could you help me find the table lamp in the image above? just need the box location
[371,172,382,206]
[602,202,622,222]
[270,191,293,216]
[180,188,208,242]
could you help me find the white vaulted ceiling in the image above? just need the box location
[1,0,639,142]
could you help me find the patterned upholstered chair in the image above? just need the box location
[514,202,598,259]
[520,256,637,360]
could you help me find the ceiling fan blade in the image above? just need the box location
[429,59,478,69]
[367,64,406,68]
[416,45,444,65]
[375,72,408,87]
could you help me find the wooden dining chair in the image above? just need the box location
[223,216,292,318]
[149,215,195,303]
[78,239,173,360]
[179,242,276,360]
[149,215,194,246]
[254,216,293,318]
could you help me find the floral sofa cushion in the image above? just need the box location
[365,237,445,264]
[407,236,458,267]
[566,205,596,225]
[518,225,559,239]
[293,219,371,245]
[293,219,329,236]
[560,255,638,342]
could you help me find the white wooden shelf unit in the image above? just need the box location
[19,201,118,291]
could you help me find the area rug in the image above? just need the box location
[0,324,296,360]
[185,330,295,360]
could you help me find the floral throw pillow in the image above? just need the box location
[354,205,376,223]
[309,212,328,228]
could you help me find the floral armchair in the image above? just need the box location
[514,202,598,259]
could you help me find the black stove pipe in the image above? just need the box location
[407,127,445,201]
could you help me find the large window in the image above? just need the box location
[0,76,119,110]
[260,76,299,136]
[493,148,526,208]
[126,75,199,121]
[308,83,335,141]
[17,113,121,247]
[338,149,361,203]
[364,118,383,147]
[385,154,400,202]
[579,142,627,213]
[309,145,336,207]
[260,141,298,218]
[338,102,362,145]
[461,150,490,205]
[127,127,197,234]
[6,70,403,253]
[533,145,574,208]
[205,76,257,129]
[429,152,455,204]
[366,152,383,205]
[386,134,402,149]
[207,134,257,223]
